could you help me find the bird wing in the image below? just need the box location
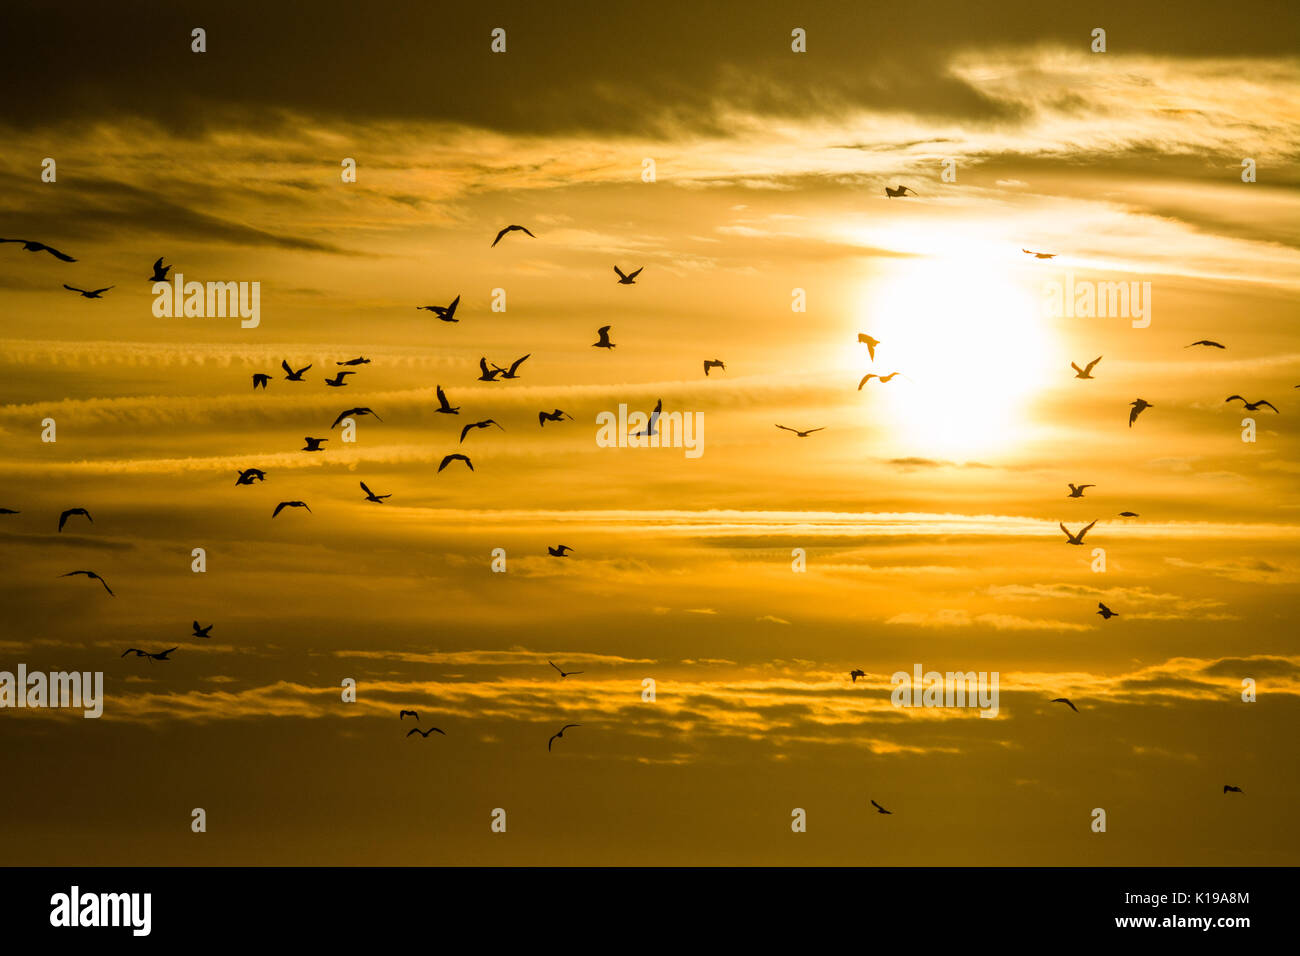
[614,266,627,280]
[518,226,536,238]
[775,425,797,432]
[1260,401,1279,412]
[1059,523,1072,539]
[45,245,76,261]
[509,354,530,374]
[281,359,293,375]
[1085,356,1102,372]
[628,267,643,279]
[58,511,68,531]
[360,481,374,497]
[1224,395,1244,403]
[406,728,422,737]
[597,325,611,335]
[870,800,886,811]
[459,423,474,443]
[63,284,86,294]
[806,428,825,434]
[492,227,509,246]
[858,374,874,390]
[272,502,287,517]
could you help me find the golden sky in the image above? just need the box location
[1,0,1297,864]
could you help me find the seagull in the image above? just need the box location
[302,437,328,452]
[337,356,370,366]
[1223,785,1243,793]
[1059,520,1097,545]
[62,570,114,595]
[438,454,473,473]
[460,419,503,443]
[539,409,573,426]
[399,710,419,721]
[631,399,662,438]
[359,481,391,503]
[1022,249,1056,259]
[406,727,446,738]
[0,238,76,261]
[1128,399,1153,427]
[850,669,865,683]
[592,325,616,349]
[614,266,643,285]
[477,357,504,382]
[121,647,176,661]
[492,354,530,379]
[1225,396,1278,413]
[858,372,902,389]
[1118,511,1140,517]
[703,359,726,376]
[252,373,270,390]
[282,360,311,381]
[434,385,460,414]
[192,621,213,638]
[272,501,311,517]
[324,371,354,387]
[1066,484,1094,498]
[63,284,113,298]
[58,508,92,532]
[549,660,583,677]
[548,545,574,557]
[1096,602,1117,620]
[857,334,880,359]
[1185,340,1226,349]
[776,425,824,437]
[332,407,382,428]
[491,224,536,247]
[884,185,917,198]
[1071,356,1102,379]
[0,508,19,514]
[870,800,892,815]
[1050,697,1079,713]
[548,724,581,751]
[148,257,171,282]
[417,294,461,322]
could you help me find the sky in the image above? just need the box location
[0,0,1297,865]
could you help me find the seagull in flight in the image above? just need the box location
[460,419,503,443]
[1071,356,1102,379]
[592,325,616,349]
[614,266,643,285]
[884,185,917,198]
[850,669,865,683]
[252,373,270,390]
[399,710,419,721]
[302,437,328,452]
[1118,511,1139,517]
[1223,785,1243,793]
[491,354,530,379]
[491,224,536,247]
[1066,484,1093,498]
[192,621,213,638]
[1225,396,1278,413]
[548,545,574,557]
[121,647,176,661]
[857,334,880,360]
[282,360,311,381]
[776,425,824,437]
[62,570,114,595]
[703,359,726,376]
[359,481,391,503]
[332,407,382,428]
[1022,249,1056,259]
[438,453,473,473]
[539,409,573,426]
[631,399,662,438]
[477,357,504,382]
[324,371,354,387]
[272,501,311,517]
[149,257,171,281]
[58,507,92,532]
[417,294,461,322]
[870,800,892,815]
[548,724,581,751]
[63,284,114,298]
[1097,602,1117,620]
[0,238,76,261]
[435,385,460,414]
[406,727,446,738]
[858,372,902,389]
[1050,697,1079,713]
[1060,520,1097,545]
[337,356,370,366]
[549,660,583,677]
[1185,340,1226,349]
[1128,399,1153,427]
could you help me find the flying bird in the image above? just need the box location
[477,357,504,382]
[406,727,446,738]
[858,372,902,389]
[337,356,370,366]
[1022,249,1056,259]
[192,621,213,638]
[252,373,270,390]
[399,710,419,721]
[491,224,536,247]
[1118,511,1140,517]
[121,647,176,661]
[776,425,824,437]
[1128,399,1153,427]
[548,545,574,557]
[359,481,391,503]
[1050,698,1079,713]
[324,371,354,387]
[0,238,76,261]
[332,407,382,428]
[272,501,311,518]
[62,570,114,595]
[1066,484,1094,498]
[302,437,328,452]
[1059,520,1097,545]
[57,508,92,532]
[884,185,917,198]
[434,385,460,414]
[1185,340,1226,349]
[614,266,643,285]
[870,800,892,815]
[850,669,865,683]
[703,359,726,376]
[282,360,311,381]
[1096,602,1117,620]
[538,409,573,426]
[149,257,171,281]
[1225,396,1278,413]
[1223,785,1243,793]
[460,419,503,443]
[549,660,583,677]
[1071,356,1102,379]
[0,508,18,515]
[63,284,113,298]
[492,354,530,379]
[438,454,473,473]
[631,399,662,438]
[592,325,616,349]
[548,724,581,751]
[857,334,880,359]
[418,294,461,322]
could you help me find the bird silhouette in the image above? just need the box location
[332,407,382,428]
[192,621,213,638]
[63,284,114,298]
[61,570,113,595]
[477,357,504,381]
[492,355,530,379]
[399,710,419,721]
[1066,484,1093,498]
[272,501,311,517]
[460,419,503,443]
[302,437,328,452]
[438,454,473,473]
[1128,399,1153,427]
[592,325,616,349]
[252,373,270,390]
[435,385,460,414]
[1050,697,1079,713]
[1223,785,1243,793]
[884,185,917,198]
[359,481,391,503]
[1118,511,1140,517]
[857,334,880,359]
[703,359,726,376]
[282,360,311,381]
[1185,340,1226,349]
[538,409,573,426]
[870,800,892,814]
[776,425,824,437]
[0,508,19,515]
[614,266,643,284]
[549,660,583,677]
[149,257,171,281]
[406,727,446,738]
[548,545,574,557]
[850,669,865,683]
[324,371,354,387]
[1097,602,1117,620]
[631,399,662,438]
[858,372,902,389]
[1022,249,1055,258]
[548,724,581,751]
[1060,521,1097,545]
[58,507,92,532]
[491,224,536,247]
[121,647,176,661]
[418,294,461,322]
[1225,396,1278,413]
[1071,356,1102,379]
[337,356,370,366]
[0,238,76,261]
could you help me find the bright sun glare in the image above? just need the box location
[857,259,1053,458]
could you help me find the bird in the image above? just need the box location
[592,325,616,349]
[460,419,503,443]
[438,454,473,473]
[1051,698,1079,713]
[406,727,446,738]
[399,710,419,721]
[417,294,461,322]
[857,334,880,359]
[57,508,92,532]
[850,669,865,683]
[631,399,662,438]
[477,357,504,382]
[302,437,328,452]
[491,224,536,247]
[1060,520,1097,545]
[61,570,113,595]
[337,356,370,366]
[1097,602,1117,620]
[148,257,171,282]
[703,359,726,376]
[359,481,390,503]
[324,371,354,387]
[332,407,382,428]
[492,355,530,379]
[776,425,824,437]
[1223,785,1243,793]
[63,284,113,298]
[548,545,574,557]
[539,409,573,426]
[282,360,311,381]
[548,724,581,751]
[870,800,892,815]
[1185,340,1226,349]
[1022,249,1056,259]
[0,238,76,261]
[1071,356,1102,379]
[1066,484,1094,498]
[884,185,917,198]
[252,373,270,390]
[858,372,902,389]
[614,266,643,284]
[434,385,460,414]
[1118,511,1140,517]
[1129,399,1153,427]
[0,508,18,515]
[272,501,311,517]
[549,660,583,677]
[121,647,176,661]
[192,621,213,638]
[1225,396,1278,413]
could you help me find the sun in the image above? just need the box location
[855,258,1054,458]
